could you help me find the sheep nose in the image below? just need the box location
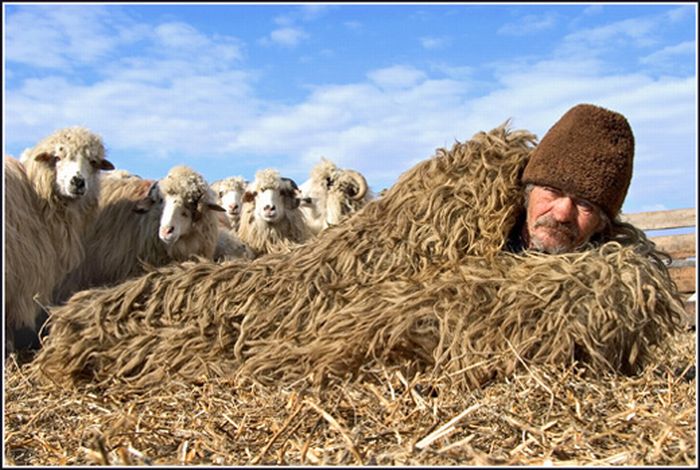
[71,176,86,193]
[264,204,275,212]
[161,226,174,237]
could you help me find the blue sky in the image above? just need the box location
[3,2,697,214]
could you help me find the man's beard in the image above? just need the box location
[529,215,580,254]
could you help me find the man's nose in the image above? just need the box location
[551,196,577,222]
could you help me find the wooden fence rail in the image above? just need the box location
[621,207,696,328]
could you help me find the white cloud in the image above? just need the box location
[498,13,557,36]
[299,4,331,21]
[367,65,426,89]
[263,27,308,47]
[583,5,604,16]
[5,5,139,68]
[560,16,658,53]
[420,36,450,50]
[640,41,695,66]
[666,5,695,23]
[344,21,362,31]
[154,22,209,49]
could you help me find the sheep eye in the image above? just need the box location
[325,177,333,188]
[219,191,224,198]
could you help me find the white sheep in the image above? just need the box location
[237,168,312,257]
[210,176,248,231]
[298,158,373,236]
[209,177,256,262]
[5,127,114,353]
[55,165,225,301]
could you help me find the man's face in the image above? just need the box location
[524,185,605,254]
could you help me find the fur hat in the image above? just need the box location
[522,103,635,218]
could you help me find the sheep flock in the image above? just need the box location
[4,126,375,353]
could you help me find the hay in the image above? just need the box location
[4,331,695,465]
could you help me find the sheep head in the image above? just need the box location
[22,127,114,200]
[152,166,224,246]
[211,176,247,224]
[243,169,301,224]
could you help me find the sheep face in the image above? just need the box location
[243,171,300,224]
[254,188,284,223]
[29,128,114,200]
[158,194,195,245]
[220,188,244,222]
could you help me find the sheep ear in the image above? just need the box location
[243,191,256,204]
[134,181,159,213]
[34,152,55,163]
[98,159,115,171]
[207,202,226,212]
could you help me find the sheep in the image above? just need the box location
[209,176,256,262]
[211,176,247,231]
[4,127,113,354]
[237,168,312,257]
[54,165,225,302]
[298,158,373,236]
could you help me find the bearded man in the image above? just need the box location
[507,103,635,255]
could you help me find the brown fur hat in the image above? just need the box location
[522,103,634,218]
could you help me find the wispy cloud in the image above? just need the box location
[5,5,140,68]
[498,13,557,36]
[560,16,658,55]
[344,20,362,31]
[666,5,695,23]
[261,27,308,47]
[583,5,604,16]
[640,40,695,66]
[367,65,426,89]
[420,36,450,50]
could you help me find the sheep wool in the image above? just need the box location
[28,124,684,391]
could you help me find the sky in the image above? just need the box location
[3,2,697,214]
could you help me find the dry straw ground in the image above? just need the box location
[3,329,696,466]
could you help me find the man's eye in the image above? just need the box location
[576,200,594,212]
[543,186,561,196]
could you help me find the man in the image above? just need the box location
[507,103,634,254]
